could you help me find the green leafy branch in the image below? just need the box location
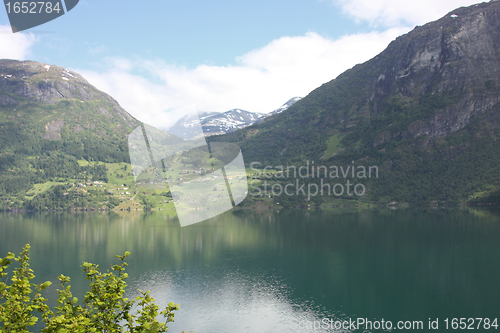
[0,245,180,333]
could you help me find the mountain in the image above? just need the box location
[170,109,263,139]
[0,59,139,204]
[0,60,136,127]
[200,109,262,135]
[171,98,302,139]
[209,1,500,205]
[254,97,302,124]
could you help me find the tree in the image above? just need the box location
[0,245,50,332]
[0,245,179,332]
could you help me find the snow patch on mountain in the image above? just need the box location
[169,98,302,139]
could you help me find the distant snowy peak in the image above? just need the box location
[254,97,302,124]
[271,97,302,114]
[201,109,264,135]
[170,97,302,139]
[170,109,263,139]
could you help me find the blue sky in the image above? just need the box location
[0,0,482,127]
[2,0,370,69]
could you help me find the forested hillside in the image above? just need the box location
[0,60,140,210]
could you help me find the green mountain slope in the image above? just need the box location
[209,1,500,205]
[0,60,140,208]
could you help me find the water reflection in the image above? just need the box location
[130,269,341,333]
[0,208,500,332]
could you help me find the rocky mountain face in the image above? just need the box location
[368,2,500,143]
[0,60,137,128]
[171,98,301,139]
[209,0,500,204]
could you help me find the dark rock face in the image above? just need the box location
[0,60,92,103]
[0,94,18,106]
[369,1,500,140]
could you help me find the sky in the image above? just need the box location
[0,0,484,128]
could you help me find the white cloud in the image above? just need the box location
[0,25,37,60]
[332,0,484,27]
[78,29,407,129]
[78,66,174,129]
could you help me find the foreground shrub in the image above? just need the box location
[0,244,179,332]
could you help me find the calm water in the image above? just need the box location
[1,208,500,332]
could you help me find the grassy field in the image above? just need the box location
[105,162,136,186]
[323,134,343,159]
[77,159,90,166]
[25,181,68,198]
